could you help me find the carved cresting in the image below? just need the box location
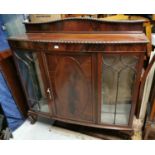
[24,17,145,33]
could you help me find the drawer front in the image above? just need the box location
[9,40,146,53]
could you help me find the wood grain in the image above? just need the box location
[8,18,148,134]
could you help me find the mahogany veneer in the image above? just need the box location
[8,18,148,135]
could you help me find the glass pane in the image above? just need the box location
[101,55,138,125]
[14,51,49,113]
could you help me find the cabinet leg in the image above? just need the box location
[28,114,38,124]
[144,124,151,140]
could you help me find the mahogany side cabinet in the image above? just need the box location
[8,18,148,133]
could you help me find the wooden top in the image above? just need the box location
[8,18,148,45]
[8,33,148,44]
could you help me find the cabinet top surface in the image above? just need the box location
[8,33,148,44]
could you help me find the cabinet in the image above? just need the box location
[8,18,148,133]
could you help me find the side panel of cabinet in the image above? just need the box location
[44,52,96,123]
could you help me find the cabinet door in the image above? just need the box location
[13,50,50,113]
[100,54,141,126]
[45,53,95,123]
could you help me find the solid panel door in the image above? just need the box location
[45,52,95,123]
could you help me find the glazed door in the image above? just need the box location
[45,52,95,123]
[13,50,50,114]
[100,53,143,127]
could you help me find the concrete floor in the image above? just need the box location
[12,119,99,140]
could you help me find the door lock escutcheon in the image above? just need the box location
[47,88,52,100]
